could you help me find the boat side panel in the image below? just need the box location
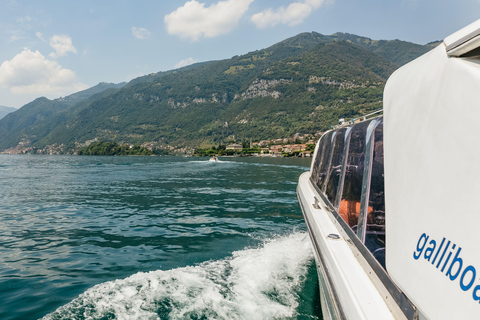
[298,172,398,320]
[298,187,344,320]
[384,44,480,319]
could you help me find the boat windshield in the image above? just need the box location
[310,116,385,268]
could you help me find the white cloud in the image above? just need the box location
[0,48,88,95]
[9,34,22,42]
[165,0,253,41]
[251,0,326,28]
[6,15,33,42]
[131,26,151,39]
[175,57,198,69]
[49,35,77,58]
[36,32,45,41]
[8,27,27,42]
[16,16,32,24]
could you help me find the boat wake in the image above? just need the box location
[42,232,314,320]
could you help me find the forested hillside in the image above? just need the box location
[0,32,434,153]
[0,83,125,151]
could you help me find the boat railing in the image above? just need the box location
[351,108,383,123]
[332,109,384,129]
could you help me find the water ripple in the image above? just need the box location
[0,155,314,320]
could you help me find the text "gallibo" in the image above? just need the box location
[414,233,480,303]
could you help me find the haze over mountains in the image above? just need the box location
[0,106,17,120]
[0,32,436,153]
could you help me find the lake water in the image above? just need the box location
[0,155,320,320]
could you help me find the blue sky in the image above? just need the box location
[1,0,479,109]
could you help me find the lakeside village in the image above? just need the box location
[1,133,317,157]
[195,135,315,157]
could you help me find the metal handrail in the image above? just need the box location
[332,109,383,129]
[350,109,383,123]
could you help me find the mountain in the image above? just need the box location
[329,33,432,66]
[0,106,17,120]
[0,32,436,153]
[58,82,126,106]
[0,82,125,151]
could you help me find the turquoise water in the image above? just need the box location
[0,155,320,320]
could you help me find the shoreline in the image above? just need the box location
[0,153,312,158]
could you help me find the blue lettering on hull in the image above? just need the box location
[413,233,480,303]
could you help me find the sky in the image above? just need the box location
[0,0,479,109]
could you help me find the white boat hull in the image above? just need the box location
[298,172,405,320]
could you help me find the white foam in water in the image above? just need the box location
[43,232,313,320]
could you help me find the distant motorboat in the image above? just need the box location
[209,155,218,162]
